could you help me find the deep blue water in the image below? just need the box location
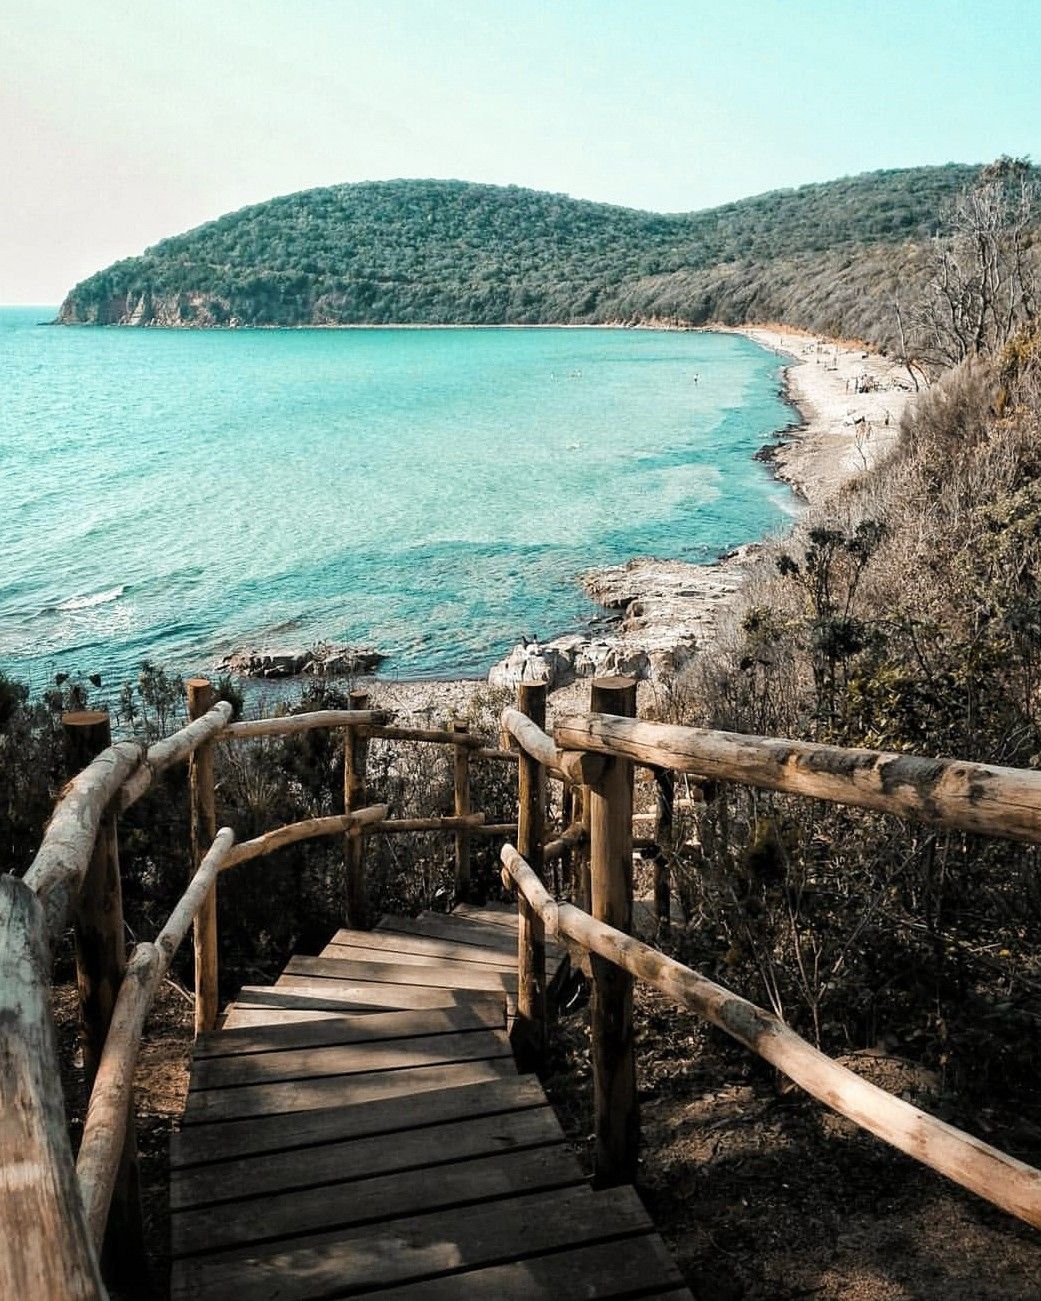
[0,309,797,690]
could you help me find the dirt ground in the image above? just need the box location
[544,981,1041,1300]
[53,964,1041,1301]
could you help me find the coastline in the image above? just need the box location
[341,323,918,724]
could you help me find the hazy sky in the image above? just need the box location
[4,0,1041,304]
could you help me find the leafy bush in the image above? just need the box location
[659,338,1041,1131]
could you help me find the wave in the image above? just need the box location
[52,584,126,612]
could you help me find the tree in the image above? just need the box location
[904,157,1039,375]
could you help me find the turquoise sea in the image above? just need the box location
[0,308,798,690]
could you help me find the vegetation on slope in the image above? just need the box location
[59,165,982,345]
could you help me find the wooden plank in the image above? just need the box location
[220,1006,350,1031]
[172,1075,548,1167]
[260,976,504,1014]
[322,939,517,972]
[451,902,523,929]
[324,928,517,969]
[365,1234,690,1299]
[380,912,564,964]
[0,874,106,1299]
[170,1184,651,1301]
[195,1003,503,1060]
[171,1105,564,1209]
[172,1144,584,1255]
[189,1028,512,1091]
[181,1056,518,1124]
[285,954,517,995]
[379,912,528,954]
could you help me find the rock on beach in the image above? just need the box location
[217,643,385,679]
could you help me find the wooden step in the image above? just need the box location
[220,1005,352,1031]
[170,905,689,1301]
[172,1074,549,1167]
[364,1235,690,1299]
[243,974,505,1014]
[189,1026,512,1092]
[285,953,517,996]
[170,1184,665,1301]
[171,1102,564,1209]
[322,927,516,969]
[181,1054,518,1124]
[196,1003,504,1060]
[378,911,545,957]
[172,1144,585,1256]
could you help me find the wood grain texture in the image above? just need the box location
[588,677,638,1188]
[171,1144,584,1255]
[285,953,516,994]
[170,1184,651,1301]
[171,1075,548,1167]
[0,875,104,1299]
[194,1003,502,1059]
[363,1234,690,1300]
[181,1056,518,1124]
[170,1105,563,1209]
[188,1027,512,1091]
[555,712,1041,844]
[324,927,516,969]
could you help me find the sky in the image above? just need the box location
[3,0,1041,304]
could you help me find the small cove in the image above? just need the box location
[0,312,798,689]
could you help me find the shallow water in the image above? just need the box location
[0,310,797,690]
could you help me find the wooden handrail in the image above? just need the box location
[220,805,390,870]
[220,708,392,740]
[369,813,486,835]
[555,713,1041,844]
[0,875,106,1298]
[118,701,233,811]
[501,706,607,786]
[77,829,237,1249]
[500,843,1041,1230]
[23,739,145,943]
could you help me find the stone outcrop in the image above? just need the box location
[487,547,763,692]
[216,642,384,680]
[487,641,574,690]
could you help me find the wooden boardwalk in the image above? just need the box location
[169,904,692,1300]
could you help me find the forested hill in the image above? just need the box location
[58,166,980,344]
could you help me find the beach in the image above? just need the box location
[355,323,918,726]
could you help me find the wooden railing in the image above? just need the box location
[0,683,520,1299]
[5,668,1041,1296]
[498,675,1041,1227]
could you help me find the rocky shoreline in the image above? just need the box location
[216,642,384,680]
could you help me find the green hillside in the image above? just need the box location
[58,166,980,343]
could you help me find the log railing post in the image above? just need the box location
[588,675,638,1185]
[187,679,219,1035]
[343,688,370,929]
[515,681,547,1067]
[574,784,591,912]
[0,875,107,1299]
[558,782,574,897]
[452,718,472,903]
[63,710,145,1279]
[653,767,674,932]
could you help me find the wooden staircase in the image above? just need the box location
[169,903,692,1300]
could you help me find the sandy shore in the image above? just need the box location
[238,323,918,724]
[729,323,913,504]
